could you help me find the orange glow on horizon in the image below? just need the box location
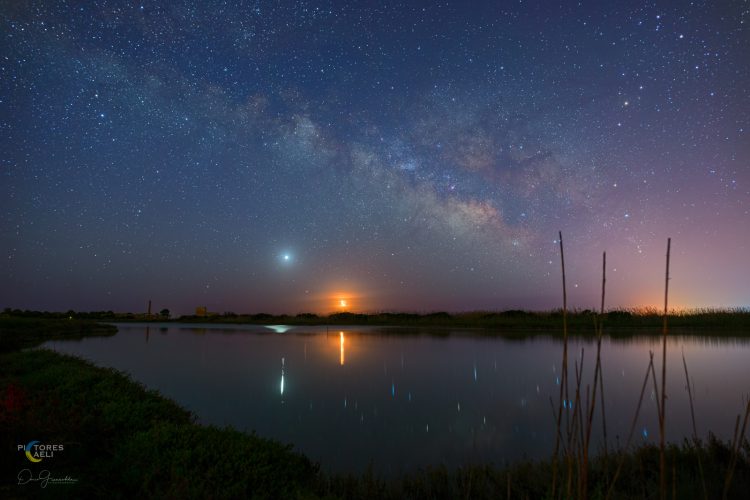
[297,284,368,313]
[332,292,360,312]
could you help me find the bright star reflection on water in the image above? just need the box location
[267,325,292,333]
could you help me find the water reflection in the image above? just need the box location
[268,325,293,333]
[339,331,345,366]
[44,324,750,475]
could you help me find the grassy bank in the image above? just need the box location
[0,317,117,353]
[323,439,750,499]
[1,348,320,499]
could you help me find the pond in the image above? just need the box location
[44,323,750,475]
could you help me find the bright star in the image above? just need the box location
[279,252,293,264]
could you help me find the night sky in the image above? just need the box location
[2,1,748,315]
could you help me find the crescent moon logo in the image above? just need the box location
[24,441,42,463]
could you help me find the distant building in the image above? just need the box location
[195,306,218,317]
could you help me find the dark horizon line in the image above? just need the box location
[3,306,749,318]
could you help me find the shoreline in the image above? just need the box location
[122,310,750,334]
[5,309,750,337]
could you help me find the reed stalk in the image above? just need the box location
[551,230,569,498]
[722,398,750,499]
[550,396,571,461]
[582,251,607,498]
[659,237,671,500]
[570,355,585,499]
[650,357,662,423]
[682,349,708,500]
[570,351,585,453]
[605,352,655,500]
[599,363,609,480]
[575,349,589,498]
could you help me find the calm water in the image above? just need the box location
[45,324,750,475]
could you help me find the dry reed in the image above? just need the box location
[723,398,750,499]
[605,352,656,500]
[581,251,607,499]
[659,237,671,500]
[551,230,569,499]
[682,349,708,500]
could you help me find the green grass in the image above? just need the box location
[319,440,750,499]
[1,349,319,499]
[0,316,117,353]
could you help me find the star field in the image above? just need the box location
[1,1,748,314]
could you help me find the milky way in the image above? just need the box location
[2,2,748,314]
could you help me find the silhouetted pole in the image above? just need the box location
[552,231,569,498]
[659,237,671,500]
